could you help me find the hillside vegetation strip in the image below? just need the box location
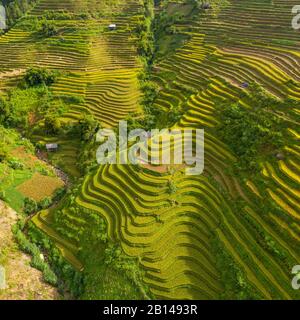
[0,201,59,300]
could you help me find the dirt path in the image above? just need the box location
[0,69,25,80]
[36,150,71,187]
[0,201,60,300]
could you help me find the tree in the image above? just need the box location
[0,146,8,162]
[217,101,284,171]
[24,197,37,215]
[78,114,99,141]
[40,20,58,37]
[24,67,56,87]
[0,96,12,126]
[44,114,61,135]
[4,0,37,27]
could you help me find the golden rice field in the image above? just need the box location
[17,173,64,201]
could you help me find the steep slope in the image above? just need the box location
[0,201,59,300]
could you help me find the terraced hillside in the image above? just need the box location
[0,0,142,127]
[144,0,300,298]
[0,0,143,178]
[1,0,300,300]
[46,0,300,299]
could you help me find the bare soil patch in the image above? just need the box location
[0,69,25,80]
[0,201,59,300]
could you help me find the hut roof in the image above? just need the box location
[46,143,58,150]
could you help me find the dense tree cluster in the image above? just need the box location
[24,67,57,87]
[39,19,58,37]
[2,0,38,28]
[136,0,155,63]
[216,83,298,171]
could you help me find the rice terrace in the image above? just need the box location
[0,0,300,304]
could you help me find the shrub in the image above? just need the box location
[167,180,177,194]
[216,99,285,171]
[0,96,12,126]
[14,229,34,253]
[40,20,58,37]
[8,159,24,169]
[78,114,99,142]
[56,94,85,104]
[23,197,38,215]
[53,187,66,202]
[13,221,58,286]
[43,10,72,20]
[38,197,52,210]
[211,236,262,300]
[44,114,61,135]
[0,149,8,162]
[4,0,38,27]
[43,265,58,285]
[0,86,54,129]
[0,190,6,200]
[28,223,82,295]
[35,141,46,150]
[24,68,57,87]
[141,81,159,107]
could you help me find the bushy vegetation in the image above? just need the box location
[12,219,58,286]
[132,76,161,130]
[23,187,65,215]
[0,68,73,135]
[0,86,48,129]
[39,19,58,37]
[78,114,100,142]
[211,235,262,300]
[27,222,84,297]
[2,0,38,28]
[136,0,155,63]
[23,197,38,215]
[153,9,184,37]
[24,68,57,87]
[216,84,291,171]
[153,1,192,60]
[44,114,62,135]
[77,211,151,300]
[0,86,66,132]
